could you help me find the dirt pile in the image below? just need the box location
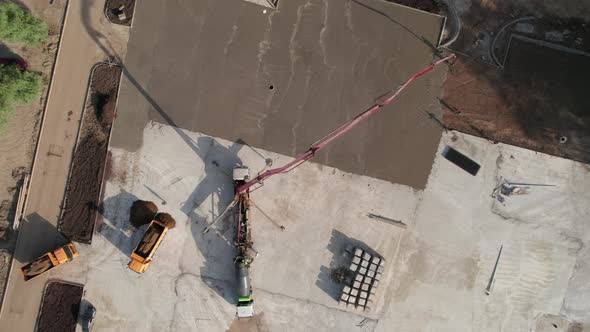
[60,64,121,243]
[105,0,135,26]
[129,200,157,228]
[36,281,83,332]
[155,212,176,229]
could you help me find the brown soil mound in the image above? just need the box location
[36,282,83,332]
[130,200,157,228]
[105,0,135,26]
[60,64,121,243]
[155,212,176,229]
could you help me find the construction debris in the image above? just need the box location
[491,177,556,203]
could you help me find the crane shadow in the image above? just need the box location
[12,213,68,264]
[180,137,244,305]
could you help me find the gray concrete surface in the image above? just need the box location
[111,0,447,190]
[49,122,590,332]
[377,132,590,331]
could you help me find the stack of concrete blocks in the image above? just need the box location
[339,247,385,311]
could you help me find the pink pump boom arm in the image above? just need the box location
[236,54,456,195]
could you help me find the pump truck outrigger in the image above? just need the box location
[204,55,456,318]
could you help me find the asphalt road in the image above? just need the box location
[111,0,447,189]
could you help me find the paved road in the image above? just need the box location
[111,0,447,190]
[0,1,127,330]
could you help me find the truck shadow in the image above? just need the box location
[95,189,143,257]
[316,229,381,302]
[12,213,68,263]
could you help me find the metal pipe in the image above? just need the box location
[485,244,503,295]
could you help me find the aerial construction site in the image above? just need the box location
[0,0,589,331]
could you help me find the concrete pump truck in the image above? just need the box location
[205,55,455,318]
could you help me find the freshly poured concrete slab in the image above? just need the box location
[111,0,447,189]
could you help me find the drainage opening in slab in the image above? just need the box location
[552,323,558,328]
[442,146,481,176]
[559,136,567,144]
[268,84,274,90]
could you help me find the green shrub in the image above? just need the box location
[0,2,48,46]
[0,63,41,126]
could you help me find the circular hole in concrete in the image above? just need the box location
[552,323,558,328]
[268,84,274,90]
[559,136,567,144]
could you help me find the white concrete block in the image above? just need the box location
[354,248,363,257]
